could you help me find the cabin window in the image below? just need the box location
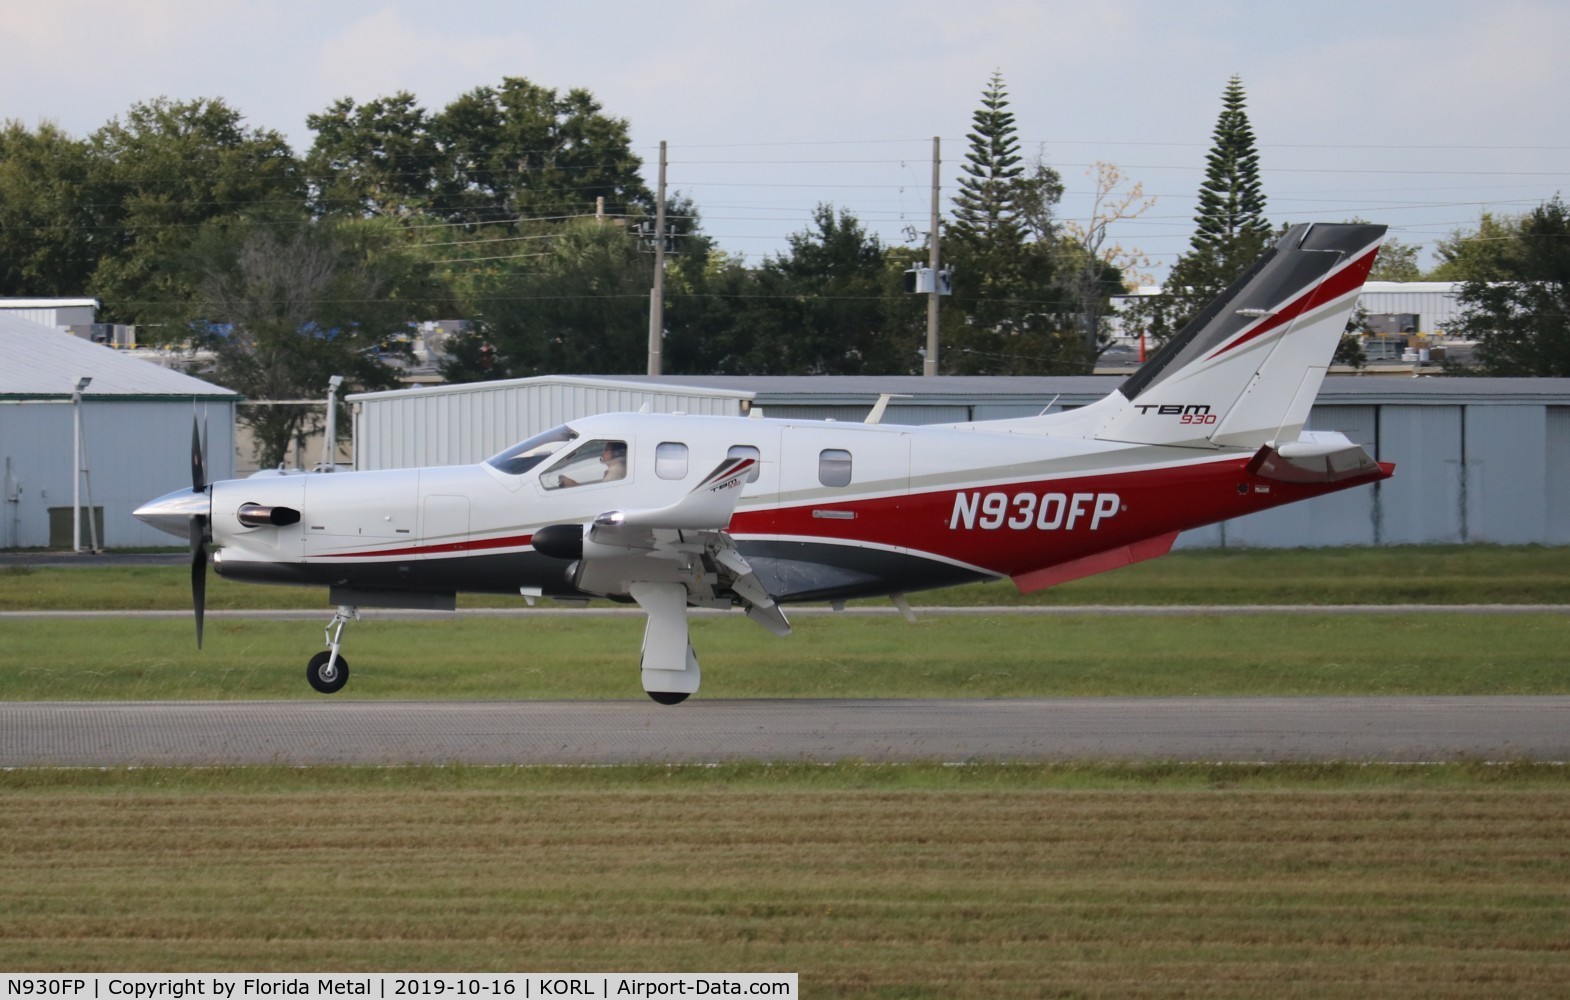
[655,441,689,480]
[727,445,761,483]
[819,448,852,488]
[541,439,628,490]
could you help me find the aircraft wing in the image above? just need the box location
[588,455,755,542]
[569,456,791,635]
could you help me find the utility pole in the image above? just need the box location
[647,140,668,376]
[924,136,942,377]
[322,375,344,471]
[71,376,97,553]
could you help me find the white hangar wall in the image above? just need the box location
[348,374,1570,550]
[1174,384,1570,549]
[0,313,239,549]
[349,375,749,472]
[0,399,238,548]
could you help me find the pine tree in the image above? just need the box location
[1190,75,1271,267]
[1144,76,1273,342]
[949,71,1025,250]
[942,72,1088,375]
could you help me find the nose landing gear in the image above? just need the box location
[306,605,358,694]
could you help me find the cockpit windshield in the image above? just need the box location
[485,425,579,476]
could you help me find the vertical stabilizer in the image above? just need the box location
[1091,223,1385,449]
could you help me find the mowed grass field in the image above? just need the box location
[2,764,1568,997]
[3,546,1569,994]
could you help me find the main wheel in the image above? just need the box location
[307,650,350,694]
[647,690,690,706]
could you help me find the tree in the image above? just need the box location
[1367,234,1425,281]
[303,77,653,232]
[1430,212,1524,282]
[305,93,439,218]
[942,74,1083,375]
[1149,76,1272,342]
[430,78,653,226]
[1450,197,1570,376]
[662,245,759,375]
[441,219,650,380]
[949,72,1026,252]
[189,219,431,466]
[87,97,304,327]
[719,205,903,375]
[0,121,97,296]
[1012,153,1065,244]
[1056,162,1153,363]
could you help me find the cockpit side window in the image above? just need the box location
[485,426,579,476]
[542,439,629,490]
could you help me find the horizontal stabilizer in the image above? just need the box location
[1246,434,1390,484]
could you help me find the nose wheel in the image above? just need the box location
[307,605,358,694]
[307,649,350,693]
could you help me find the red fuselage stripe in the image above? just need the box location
[315,532,534,559]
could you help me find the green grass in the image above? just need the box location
[1,764,1567,995]
[929,544,1570,605]
[4,545,1570,611]
[2,611,1568,700]
[5,548,1570,994]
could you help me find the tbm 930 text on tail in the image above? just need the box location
[137,223,1392,704]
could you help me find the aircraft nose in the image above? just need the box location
[134,487,210,538]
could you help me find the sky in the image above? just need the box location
[4,0,1568,281]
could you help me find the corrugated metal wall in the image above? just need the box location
[1357,283,1466,335]
[1182,400,1565,549]
[0,399,236,548]
[1464,405,1548,544]
[353,381,745,471]
[1378,406,1463,545]
[1548,407,1570,544]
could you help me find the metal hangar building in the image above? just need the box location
[0,313,240,549]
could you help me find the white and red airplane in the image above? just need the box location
[137,222,1391,703]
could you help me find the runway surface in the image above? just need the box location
[3,697,1566,766]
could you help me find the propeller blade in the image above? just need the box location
[190,513,208,648]
[190,416,207,494]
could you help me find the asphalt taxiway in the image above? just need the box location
[3,696,1566,766]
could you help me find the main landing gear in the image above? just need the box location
[630,582,700,706]
[306,605,358,694]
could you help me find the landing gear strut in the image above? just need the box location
[307,605,358,694]
[629,582,700,706]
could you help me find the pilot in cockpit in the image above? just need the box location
[558,440,627,488]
